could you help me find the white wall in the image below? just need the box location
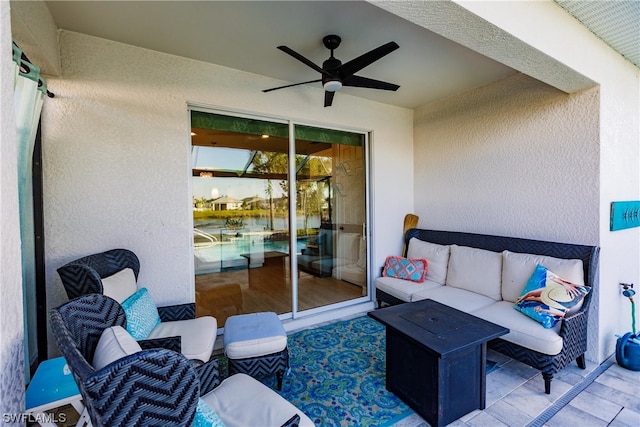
[42,31,413,353]
[414,73,601,359]
[404,0,640,362]
[0,0,26,415]
[415,73,599,243]
[458,0,640,365]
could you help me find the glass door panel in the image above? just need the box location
[191,112,291,326]
[294,125,367,311]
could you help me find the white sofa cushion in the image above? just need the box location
[203,373,315,427]
[446,245,503,301]
[92,326,142,371]
[375,276,442,302]
[472,301,563,355]
[147,316,217,363]
[333,263,365,288]
[501,250,584,303]
[101,268,137,303]
[336,232,361,264]
[406,238,450,285]
[413,286,496,312]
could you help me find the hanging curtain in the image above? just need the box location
[12,42,47,382]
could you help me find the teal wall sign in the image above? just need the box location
[611,201,640,231]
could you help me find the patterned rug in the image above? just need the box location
[216,315,412,426]
[215,315,498,426]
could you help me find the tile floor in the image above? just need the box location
[393,350,640,427]
[41,353,640,427]
[42,313,640,426]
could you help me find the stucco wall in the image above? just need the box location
[1,0,26,415]
[404,0,640,362]
[42,31,413,354]
[457,0,640,365]
[414,73,599,243]
[414,72,601,358]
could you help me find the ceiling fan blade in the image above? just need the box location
[262,79,322,93]
[337,41,399,79]
[277,46,332,77]
[324,91,335,107]
[343,75,400,91]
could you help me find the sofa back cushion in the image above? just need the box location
[502,250,584,303]
[336,232,361,263]
[446,245,502,301]
[407,238,450,285]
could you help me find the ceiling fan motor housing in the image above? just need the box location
[322,56,343,92]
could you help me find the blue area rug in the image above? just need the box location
[215,315,499,426]
[273,315,413,427]
[214,315,412,426]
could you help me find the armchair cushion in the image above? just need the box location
[147,316,217,363]
[101,268,137,304]
[121,288,161,340]
[203,373,314,427]
[92,326,141,371]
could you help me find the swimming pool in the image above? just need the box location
[194,228,308,274]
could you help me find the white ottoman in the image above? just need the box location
[224,312,289,390]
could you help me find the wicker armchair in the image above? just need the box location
[50,294,311,427]
[57,248,194,321]
[50,294,202,426]
[57,248,215,363]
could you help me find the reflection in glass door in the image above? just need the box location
[294,125,367,312]
[191,111,367,327]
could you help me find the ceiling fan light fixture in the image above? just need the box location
[323,80,342,92]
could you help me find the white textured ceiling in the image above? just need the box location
[555,0,640,68]
[41,1,637,109]
[43,0,517,109]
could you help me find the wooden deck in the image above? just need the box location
[195,266,364,326]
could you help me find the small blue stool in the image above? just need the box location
[224,312,289,390]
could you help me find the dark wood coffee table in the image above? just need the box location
[368,299,509,427]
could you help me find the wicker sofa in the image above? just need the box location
[375,228,599,394]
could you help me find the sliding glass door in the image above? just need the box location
[191,111,368,326]
[294,125,367,311]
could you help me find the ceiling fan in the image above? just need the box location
[263,35,400,107]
